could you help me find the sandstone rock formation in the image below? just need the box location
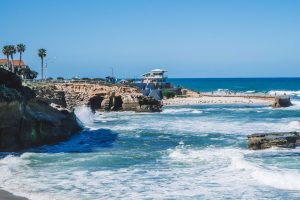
[33,83,162,112]
[0,69,82,151]
[248,132,300,150]
[181,88,200,97]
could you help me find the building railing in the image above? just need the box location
[143,76,168,79]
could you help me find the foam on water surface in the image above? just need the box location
[1,93,300,199]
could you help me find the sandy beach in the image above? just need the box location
[162,95,274,106]
[0,190,28,200]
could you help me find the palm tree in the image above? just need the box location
[2,45,10,71]
[16,44,26,67]
[9,45,16,73]
[38,48,46,79]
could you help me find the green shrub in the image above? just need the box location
[57,77,65,80]
[162,90,176,99]
[17,66,38,79]
[92,78,104,81]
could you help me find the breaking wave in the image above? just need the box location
[268,90,300,97]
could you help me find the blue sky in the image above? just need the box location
[1,0,299,78]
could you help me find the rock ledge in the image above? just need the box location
[248,132,300,150]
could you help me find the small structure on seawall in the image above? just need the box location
[248,132,300,150]
[272,96,292,108]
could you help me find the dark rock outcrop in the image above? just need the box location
[272,97,292,108]
[0,100,81,151]
[0,68,22,89]
[93,92,162,112]
[0,69,82,151]
[248,132,300,150]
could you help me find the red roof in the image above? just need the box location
[0,59,26,67]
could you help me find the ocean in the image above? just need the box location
[1,78,300,200]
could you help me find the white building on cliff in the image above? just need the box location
[141,69,170,88]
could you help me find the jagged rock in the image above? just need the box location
[272,97,292,108]
[248,132,300,150]
[33,83,162,112]
[0,100,81,151]
[34,86,67,109]
[0,69,82,151]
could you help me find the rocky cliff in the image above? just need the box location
[0,69,82,151]
[32,82,162,112]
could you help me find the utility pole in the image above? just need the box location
[45,57,56,79]
[111,67,114,77]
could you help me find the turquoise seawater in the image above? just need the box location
[1,78,300,200]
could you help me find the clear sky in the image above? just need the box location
[1,0,299,78]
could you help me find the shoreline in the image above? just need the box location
[162,95,274,106]
[0,189,28,200]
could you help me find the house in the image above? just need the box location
[0,59,26,71]
[141,69,171,88]
[131,68,173,100]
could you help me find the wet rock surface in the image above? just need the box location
[248,132,300,150]
[0,69,82,151]
[0,100,81,151]
[272,96,292,108]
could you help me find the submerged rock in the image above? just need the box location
[248,132,300,150]
[272,96,292,108]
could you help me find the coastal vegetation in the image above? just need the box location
[38,48,47,80]
[1,43,39,80]
[18,66,38,79]
[2,45,14,72]
[57,77,65,80]
[9,45,16,72]
[162,89,176,99]
[16,43,26,67]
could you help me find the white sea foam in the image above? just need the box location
[162,108,203,114]
[231,151,300,190]
[168,147,300,191]
[286,121,300,131]
[268,90,300,97]
[0,154,70,200]
[74,106,94,127]
[2,102,300,199]
[245,90,256,93]
[79,108,300,134]
[1,147,300,200]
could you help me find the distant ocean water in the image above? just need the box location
[170,77,300,95]
[1,78,300,200]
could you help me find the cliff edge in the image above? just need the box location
[32,82,162,112]
[0,69,82,151]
